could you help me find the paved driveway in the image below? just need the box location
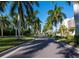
[1,38,79,58]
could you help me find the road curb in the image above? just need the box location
[0,43,24,57]
[0,40,33,57]
[56,40,79,54]
[50,38,79,54]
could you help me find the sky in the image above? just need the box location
[4,1,74,31]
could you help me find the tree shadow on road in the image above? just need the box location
[55,39,79,58]
[5,38,79,58]
[8,39,55,58]
[21,39,54,57]
[57,46,79,58]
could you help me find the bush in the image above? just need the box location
[69,42,75,46]
[54,36,65,40]
[23,29,32,36]
[48,34,53,37]
[58,38,66,42]
[57,34,74,44]
[74,36,79,45]
[66,34,74,43]
[0,28,15,36]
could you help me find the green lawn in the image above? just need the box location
[0,37,33,52]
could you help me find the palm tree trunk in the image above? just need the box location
[73,2,79,45]
[1,25,3,37]
[74,2,79,36]
[60,29,63,37]
[17,14,21,39]
[55,25,57,36]
[15,28,17,37]
[24,18,27,29]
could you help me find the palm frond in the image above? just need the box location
[10,1,18,17]
[60,12,67,18]
[48,10,54,15]
[0,1,8,12]
[24,2,33,16]
[66,1,71,6]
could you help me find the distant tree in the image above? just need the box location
[0,16,10,37]
[59,24,68,36]
[43,16,52,32]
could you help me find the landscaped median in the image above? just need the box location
[0,37,33,53]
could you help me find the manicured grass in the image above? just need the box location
[0,46,13,52]
[55,36,76,47]
[0,37,33,52]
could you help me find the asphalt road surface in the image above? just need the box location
[1,38,79,58]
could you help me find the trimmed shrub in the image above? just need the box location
[74,36,79,45]
[66,34,74,43]
[23,29,32,36]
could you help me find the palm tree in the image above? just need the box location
[0,1,8,13]
[43,16,52,33]
[59,24,68,36]
[0,2,9,37]
[73,2,79,36]
[48,5,66,36]
[72,2,79,45]
[33,18,41,34]
[0,16,10,37]
[10,1,39,39]
[65,1,79,45]
[31,10,41,34]
[25,10,41,35]
[10,13,18,37]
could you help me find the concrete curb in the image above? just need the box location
[0,40,33,57]
[0,43,25,57]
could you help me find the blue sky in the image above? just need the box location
[4,1,74,30]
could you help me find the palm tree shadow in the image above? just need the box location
[9,39,55,58]
[55,39,79,58]
[19,39,79,58]
[57,46,79,58]
[21,39,54,57]
[56,42,67,48]
[5,39,56,58]
[6,38,79,58]
[20,39,68,58]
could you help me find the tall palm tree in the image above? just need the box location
[0,1,9,37]
[72,2,79,45]
[65,1,79,44]
[10,13,18,37]
[0,16,10,37]
[73,2,79,36]
[48,5,66,36]
[25,10,41,35]
[33,18,41,34]
[43,16,52,32]
[31,10,41,34]
[10,1,39,39]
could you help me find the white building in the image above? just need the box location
[62,17,75,28]
[62,17,75,35]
